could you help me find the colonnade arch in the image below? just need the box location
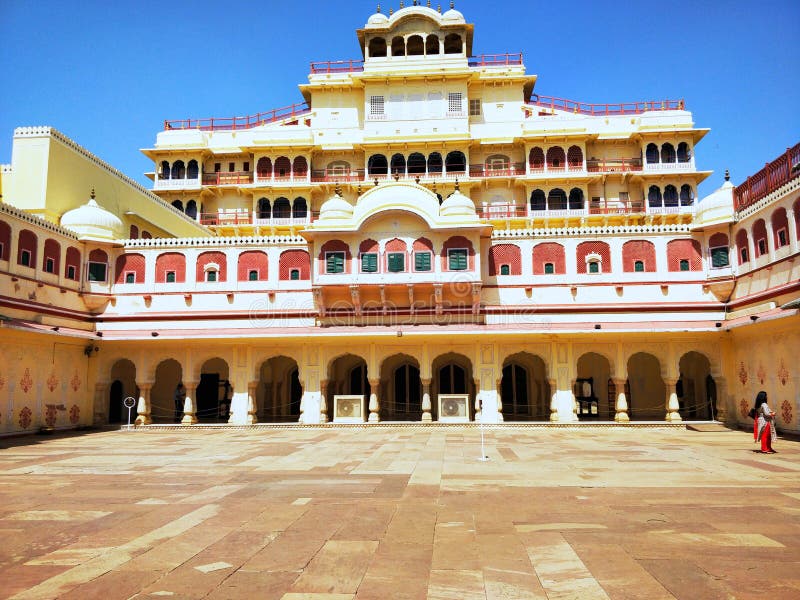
[257,356,302,422]
[432,352,474,421]
[108,359,136,424]
[575,352,611,419]
[626,352,665,421]
[152,358,182,423]
[379,353,422,421]
[500,352,549,421]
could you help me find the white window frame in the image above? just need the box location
[248,269,259,281]
[20,249,32,267]
[325,251,346,274]
[124,270,136,284]
[204,262,220,282]
[585,252,602,274]
[67,265,77,280]
[165,270,177,283]
[776,227,788,248]
[447,247,468,271]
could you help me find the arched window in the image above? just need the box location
[648,185,663,207]
[17,229,37,268]
[171,200,184,212]
[735,229,750,265]
[666,239,702,272]
[677,142,691,163]
[129,225,139,239]
[186,199,197,219]
[576,241,611,274]
[237,251,268,282]
[567,145,583,169]
[568,188,584,210]
[257,157,272,177]
[292,197,308,219]
[257,198,271,219]
[65,247,81,280]
[369,37,387,57]
[529,147,545,171]
[187,160,199,179]
[680,184,694,206]
[390,153,406,175]
[444,33,462,54]
[368,154,388,176]
[160,161,170,179]
[327,160,350,176]
[547,188,567,211]
[445,151,466,173]
[427,152,443,174]
[273,197,290,219]
[486,154,510,171]
[709,232,730,268]
[115,253,144,284]
[488,244,521,276]
[530,189,546,211]
[292,156,308,177]
[171,160,185,179]
[533,242,566,274]
[407,153,426,174]
[622,240,656,272]
[196,251,226,282]
[426,34,439,55]
[752,219,768,257]
[43,239,60,274]
[661,143,676,163]
[645,143,659,164]
[87,248,109,282]
[546,146,565,169]
[664,185,678,207]
[391,36,405,56]
[407,35,424,56]
[274,156,291,178]
[771,207,790,248]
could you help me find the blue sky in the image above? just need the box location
[1,1,798,198]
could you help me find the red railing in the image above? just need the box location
[527,94,685,116]
[310,59,364,74]
[202,172,254,185]
[310,169,366,183]
[469,164,526,177]
[468,53,523,67]
[586,158,643,173]
[480,204,528,219]
[734,143,800,211]
[164,102,310,131]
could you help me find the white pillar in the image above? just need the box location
[135,383,152,425]
[612,378,629,422]
[665,377,682,422]
[421,378,432,422]
[181,381,198,425]
[368,378,380,422]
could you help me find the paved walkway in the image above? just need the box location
[0,427,798,599]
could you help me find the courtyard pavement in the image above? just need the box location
[0,426,798,600]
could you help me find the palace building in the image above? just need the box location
[0,4,798,434]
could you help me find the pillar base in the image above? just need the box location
[421,412,432,422]
[245,414,258,425]
[614,412,630,423]
[549,412,560,422]
[134,415,152,426]
[368,413,380,423]
[181,414,198,425]
[665,412,682,423]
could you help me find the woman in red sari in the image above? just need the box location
[754,391,777,453]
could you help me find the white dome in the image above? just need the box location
[367,11,389,25]
[440,188,475,217]
[441,8,465,23]
[319,192,354,220]
[695,180,735,227]
[60,197,124,241]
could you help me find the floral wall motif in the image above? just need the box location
[44,406,57,427]
[20,368,33,393]
[738,362,748,386]
[47,372,59,393]
[69,405,80,424]
[778,360,788,386]
[781,400,793,425]
[756,363,766,385]
[18,406,32,429]
[70,371,81,392]
[739,398,750,419]
[0,373,5,390]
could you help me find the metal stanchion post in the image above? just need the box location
[123,397,136,430]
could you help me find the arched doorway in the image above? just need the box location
[501,352,549,421]
[432,352,474,421]
[198,357,230,422]
[627,353,665,421]
[108,358,136,424]
[258,356,302,422]
[576,352,611,419]
[678,351,714,420]
[152,358,182,423]
[327,354,370,421]
[380,354,421,421]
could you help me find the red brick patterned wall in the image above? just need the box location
[196,251,227,281]
[237,251,268,281]
[708,232,728,248]
[43,238,61,273]
[88,248,108,263]
[279,249,311,280]
[413,237,433,252]
[360,239,379,254]
[115,253,145,283]
[155,252,186,283]
[488,244,521,276]
[532,242,566,274]
[622,240,656,272]
[667,239,702,271]
[576,241,611,273]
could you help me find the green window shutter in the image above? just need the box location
[125,272,135,283]
[544,262,554,274]
[449,249,467,270]
[290,269,300,280]
[388,253,405,272]
[499,264,510,275]
[588,261,599,273]
[206,270,217,282]
[248,270,258,281]
[166,271,176,283]
[415,252,431,271]
[679,259,690,271]
[634,261,644,272]
[711,247,729,267]
[361,253,377,273]
[327,252,344,273]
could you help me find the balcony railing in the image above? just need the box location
[310,59,364,74]
[202,172,254,186]
[164,102,310,131]
[254,173,309,184]
[527,94,685,116]
[468,53,523,67]
[527,163,586,174]
[199,211,316,227]
[643,161,694,172]
[154,177,201,190]
[734,143,800,211]
[469,163,526,177]
[310,169,366,183]
[586,159,642,173]
[480,202,694,219]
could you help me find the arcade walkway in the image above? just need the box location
[0,427,797,599]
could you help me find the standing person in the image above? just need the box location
[174,382,186,423]
[754,391,777,453]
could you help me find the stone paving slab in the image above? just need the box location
[0,427,797,599]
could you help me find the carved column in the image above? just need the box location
[548,378,559,422]
[246,381,258,425]
[665,377,682,422]
[319,379,328,423]
[134,383,152,426]
[181,381,199,425]
[570,382,580,422]
[612,378,629,422]
[368,378,380,422]
[421,378,432,422]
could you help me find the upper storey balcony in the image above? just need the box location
[527,94,685,117]
[309,52,522,78]
[162,102,310,132]
[734,143,800,212]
